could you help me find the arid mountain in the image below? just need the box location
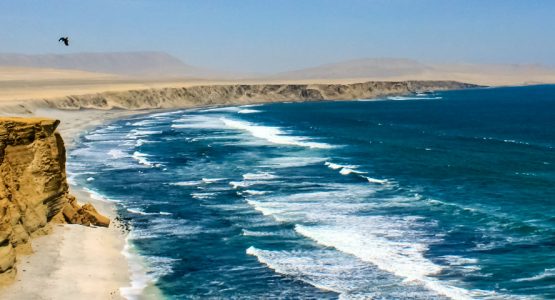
[270,58,431,79]
[1,52,555,86]
[270,58,555,86]
[0,52,219,79]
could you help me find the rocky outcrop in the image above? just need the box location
[0,117,108,283]
[62,195,110,227]
[45,80,480,110]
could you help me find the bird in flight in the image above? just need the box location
[58,37,69,46]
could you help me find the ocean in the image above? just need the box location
[68,85,555,299]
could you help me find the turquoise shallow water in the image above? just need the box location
[69,85,555,299]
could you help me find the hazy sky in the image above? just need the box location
[1,0,554,73]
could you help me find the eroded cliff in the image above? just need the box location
[45,80,479,110]
[0,117,108,283]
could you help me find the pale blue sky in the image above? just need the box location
[1,0,554,72]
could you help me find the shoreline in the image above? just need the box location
[0,80,482,299]
[0,108,164,300]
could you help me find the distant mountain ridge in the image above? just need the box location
[0,52,218,79]
[1,52,555,85]
[270,58,555,85]
[271,58,431,79]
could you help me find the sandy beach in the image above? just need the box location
[0,108,146,300]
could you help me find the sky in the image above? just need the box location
[1,0,554,73]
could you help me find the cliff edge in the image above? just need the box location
[47,80,480,110]
[0,117,109,284]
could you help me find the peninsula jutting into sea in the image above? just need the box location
[2,1,555,299]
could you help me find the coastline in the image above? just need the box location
[0,109,163,300]
[0,80,481,299]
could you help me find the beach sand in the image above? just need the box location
[0,108,153,300]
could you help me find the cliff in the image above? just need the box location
[44,80,479,110]
[0,117,109,283]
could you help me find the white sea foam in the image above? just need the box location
[191,192,217,200]
[246,246,445,299]
[245,188,376,223]
[295,222,485,300]
[66,174,77,185]
[135,139,153,147]
[241,229,291,237]
[513,268,555,282]
[127,208,160,216]
[127,129,162,139]
[131,120,157,126]
[238,109,261,114]
[243,172,278,180]
[339,167,366,175]
[201,177,226,183]
[325,162,365,175]
[239,104,262,108]
[262,156,328,168]
[86,177,95,182]
[242,190,268,196]
[126,208,173,216]
[325,162,389,185]
[365,177,389,185]
[200,106,241,113]
[221,118,333,149]
[169,181,203,186]
[325,162,357,170]
[149,110,185,118]
[229,180,277,189]
[120,236,151,299]
[172,114,333,149]
[229,181,249,189]
[387,96,442,101]
[120,235,180,300]
[244,183,497,299]
[82,132,111,141]
[132,151,160,167]
[108,149,128,159]
[171,115,229,130]
[438,255,481,273]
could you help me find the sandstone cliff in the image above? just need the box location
[0,117,109,283]
[44,80,478,110]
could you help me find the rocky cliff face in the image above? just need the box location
[46,80,479,110]
[0,118,108,283]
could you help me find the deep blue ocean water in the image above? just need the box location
[68,85,555,299]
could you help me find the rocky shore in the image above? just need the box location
[0,118,109,284]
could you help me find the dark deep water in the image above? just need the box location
[69,85,555,299]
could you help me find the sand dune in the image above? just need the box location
[0,66,117,81]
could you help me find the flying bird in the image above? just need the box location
[58,37,69,46]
